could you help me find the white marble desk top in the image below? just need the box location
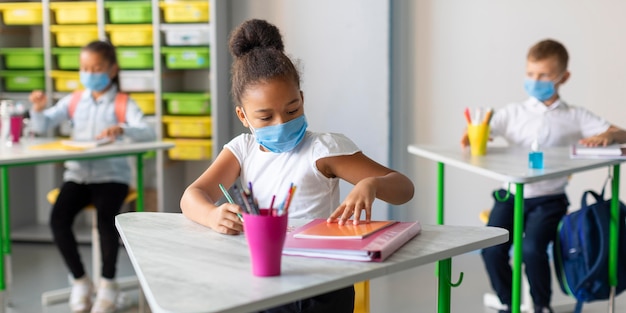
[0,138,173,165]
[408,144,625,183]
[115,212,508,313]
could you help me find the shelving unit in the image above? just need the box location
[0,0,231,239]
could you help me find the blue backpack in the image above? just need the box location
[553,188,626,313]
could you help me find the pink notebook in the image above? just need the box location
[283,219,421,262]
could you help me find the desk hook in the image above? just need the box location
[435,266,464,287]
[448,271,464,287]
[494,183,511,202]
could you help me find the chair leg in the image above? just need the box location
[91,210,101,286]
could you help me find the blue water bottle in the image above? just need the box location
[528,141,543,169]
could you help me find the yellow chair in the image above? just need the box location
[46,187,137,281]
[354,280,370,313]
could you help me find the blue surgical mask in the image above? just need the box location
[244,112,308,153]
[524,76,562,102]
[80,71,111,92]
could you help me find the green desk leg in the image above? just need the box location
[511,183,524,313]
[136,153,144,213]
[436,162,451,313]
[0,166,7,292]
[609,164,620,311]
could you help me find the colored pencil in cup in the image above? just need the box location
[464,107,472,124]
[482,108,493,125]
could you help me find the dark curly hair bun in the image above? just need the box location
[229,19,285,58]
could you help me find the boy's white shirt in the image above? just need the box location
[29,85,156,184]
[490,97,610,198]
[225,131,360,219]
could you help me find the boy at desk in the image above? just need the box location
[180,19,414,313]
[461,39,626,313]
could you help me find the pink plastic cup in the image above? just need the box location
[10,116,22,143]
[243,209,288,277]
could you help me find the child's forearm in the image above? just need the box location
[373,171,415,205]
[180,187,218,227]
[608,125,626,144]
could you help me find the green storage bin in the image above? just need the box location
[161,47,209,69]
[0,48,44,69]
[105,1,152,24]
[51,47,81,70]
[163,92,211,115]
[117,47,154,69]
[0,71,45,91]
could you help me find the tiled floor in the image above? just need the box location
[7,242,626,312]
[8,242,142,313]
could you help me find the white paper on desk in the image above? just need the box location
[570,144,626,159]
[61,137,114,149]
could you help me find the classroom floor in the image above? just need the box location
[7,242,626,313]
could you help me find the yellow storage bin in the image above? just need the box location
[105,25,153,46]
[50,70,82,92]
[162,116,211,138]
[50,2,97,24]
[159,1,209,23]
[130,93,155,115]
[0,2,42,25]
[50,25,99,47]
[164,139,212,160]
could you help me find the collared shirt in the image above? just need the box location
[490,97,610,198]
[30,85,156,184]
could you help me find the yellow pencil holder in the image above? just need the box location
[467,124,489,156]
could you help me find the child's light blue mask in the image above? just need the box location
[80,71,111,92]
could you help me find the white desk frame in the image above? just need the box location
[408,144,625,313]
[0,139,173,312]
[115,212,508,313]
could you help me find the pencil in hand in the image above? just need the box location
[219,183,244,222]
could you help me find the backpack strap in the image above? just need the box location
[68,91,128,123]
[114,93,128,124]
[67,90,83,119]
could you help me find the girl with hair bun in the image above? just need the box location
[181,19,414,312]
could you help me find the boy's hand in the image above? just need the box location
[207,203,243,235]
[579,133,613,147]
[328,177,376,225]
[97,126,124,139]
[460,131,470,148]
[29,90,47,112]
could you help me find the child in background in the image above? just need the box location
[180,19,414,312]
[461,39,626,313]
[29,40,155,313]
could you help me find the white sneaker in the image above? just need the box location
[91,278,119,313]
[69,275,93,313]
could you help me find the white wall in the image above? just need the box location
[229,0,391,219]
[391,0,626,226]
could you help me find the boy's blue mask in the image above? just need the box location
[80,71,111,92]
[244,112,308,153]
[524,75,563,102]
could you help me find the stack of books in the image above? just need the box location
[282,219,421,262]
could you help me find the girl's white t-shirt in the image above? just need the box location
[225,131,360,219]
